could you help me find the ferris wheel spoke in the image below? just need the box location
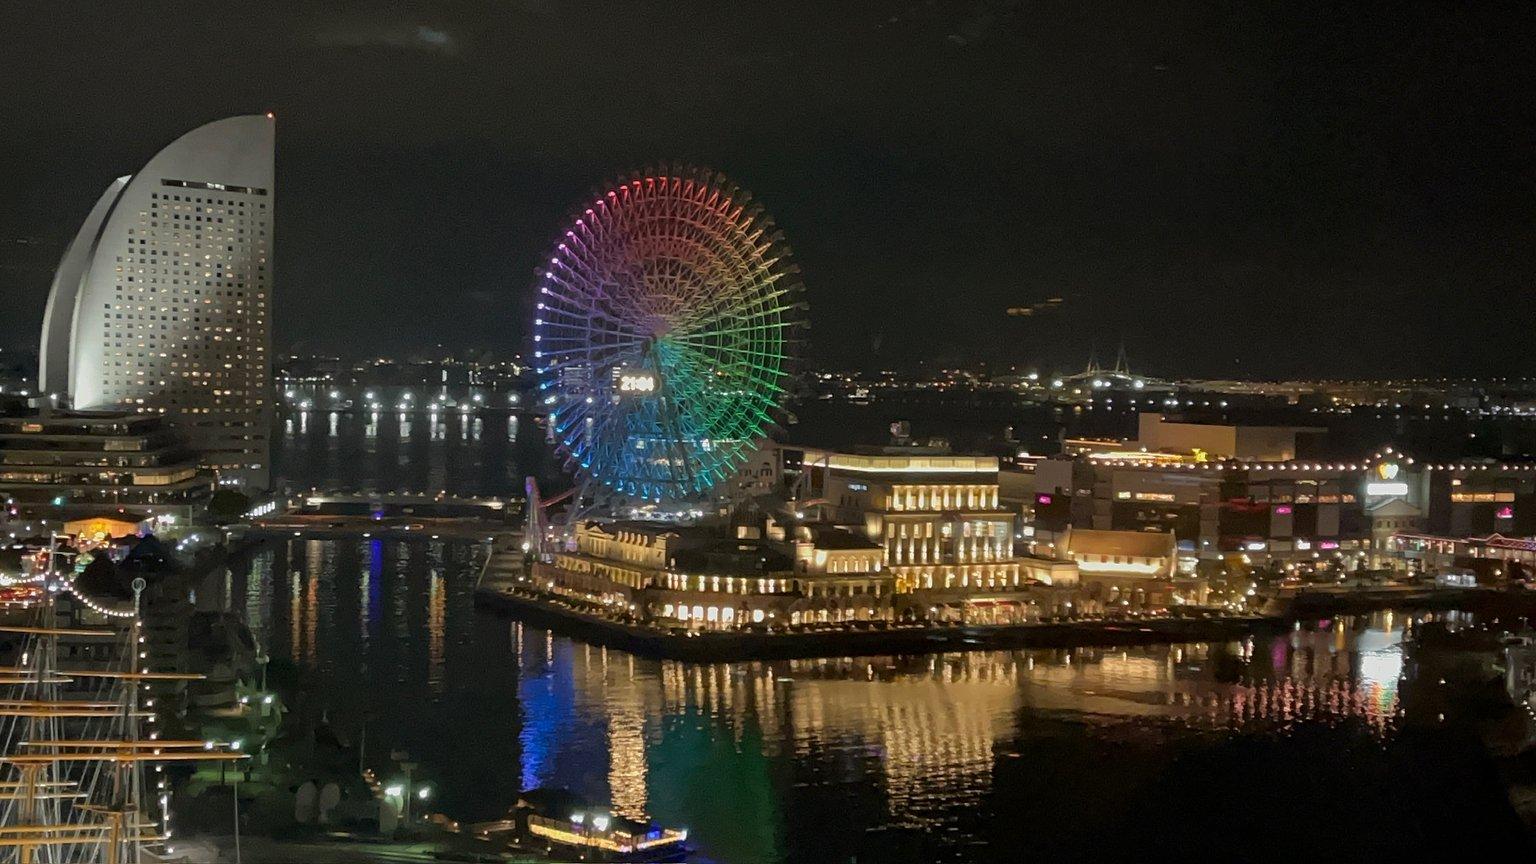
[657,399,699,492]
[547,264,657,328]
[669,316,786,342]
[534,169,801,501]
[539,292,647,332]
[537,316,647,341]
[660,344,774,447]
[668,331,772,378]
[534,341,648,367]
[654,354,730,446]
[675,350,788,396]
[668,286,788,338]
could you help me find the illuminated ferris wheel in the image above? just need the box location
[533,168,804,502]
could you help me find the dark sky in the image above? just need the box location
[2,1,1534,378]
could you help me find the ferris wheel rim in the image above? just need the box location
[532,167,804,502]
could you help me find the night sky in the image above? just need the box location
[2,1,1533,378]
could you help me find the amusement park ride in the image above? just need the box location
[525,167,806,554]
[0,543,243,863]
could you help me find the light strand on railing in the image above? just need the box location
[64,586,137,618]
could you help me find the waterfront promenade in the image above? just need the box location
[473,545,1532,661]
[473,549,1280,660]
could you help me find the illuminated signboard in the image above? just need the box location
[1364,463,1408,497]
[612,367,658,397]
[1452,491,1515,503]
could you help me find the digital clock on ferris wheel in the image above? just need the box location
[612,366,659,397]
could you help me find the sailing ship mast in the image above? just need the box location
[0,535,244,863]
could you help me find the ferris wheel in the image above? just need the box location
[533,168,804,503]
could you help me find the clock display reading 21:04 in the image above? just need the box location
[614,367,657,396]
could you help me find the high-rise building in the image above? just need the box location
[40,115,274,489]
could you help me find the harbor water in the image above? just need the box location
[241,405,1535,862]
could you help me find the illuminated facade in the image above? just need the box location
[1055,527,1198,607]
[536,520,893,630]
[810,451,1077,622]
[1031,454,1393,565]
[1135,412,1324,461]
[0,411,214,519]
[1029,448,1536,573]
[40,115,274,490]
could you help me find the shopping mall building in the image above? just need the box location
[1020,413,1536,576]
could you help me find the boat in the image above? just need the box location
[473,788,691,862]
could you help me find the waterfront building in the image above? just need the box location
[531,427,1536,620]
[1393,532,1536,578]
[1385,459,1536,574]
[728,444,785,502]
[804,449,1077,622]
[1025,441,1536,576]
[0,409,214,521]
[40,115,274,490]
[537,442,1305,627]
[536,519,894,629]
[1030,451,1390,568]
[1134,412,1325,461]
[1055,527,1207,607]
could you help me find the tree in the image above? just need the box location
[208,488,251,523]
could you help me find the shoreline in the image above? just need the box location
[474,583,1536,661]
[472,585,1286,661]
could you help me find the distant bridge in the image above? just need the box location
[295,491,514,519]
[246,490,521,539]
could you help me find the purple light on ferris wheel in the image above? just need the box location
[532,168,805,502]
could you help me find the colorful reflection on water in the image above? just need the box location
[215,539,1524,863]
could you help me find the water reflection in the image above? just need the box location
[507,619,1415,842]
[274,406,545,497]
[205,538,1507,863]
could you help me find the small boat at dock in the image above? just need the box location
[470,788,690,862]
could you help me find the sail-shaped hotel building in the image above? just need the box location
[39,115,274,490]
